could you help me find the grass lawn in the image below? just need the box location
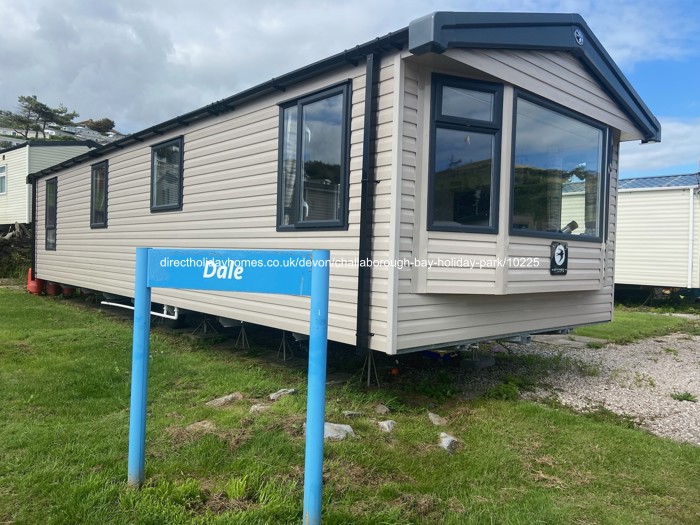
[1,288,699,524]
[572,306,698,343]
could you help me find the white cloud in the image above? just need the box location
[620,118,700,176]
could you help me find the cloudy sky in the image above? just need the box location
[1,0,699,178]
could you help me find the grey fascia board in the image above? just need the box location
[409,12,661,143]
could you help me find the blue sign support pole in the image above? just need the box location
[302,250,330,525]
[127,247,152,486]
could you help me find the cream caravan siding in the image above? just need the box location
[28,145,93,174]
[0,147,29,224]
[394,49,622,353]
[34,57,397,351]
[560,193,585,233]
[0,144,93,224]
[616,188,698,288]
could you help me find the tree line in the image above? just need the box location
[1,95,115,140]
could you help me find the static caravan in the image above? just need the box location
[28,12,660,355]
[615,174,699,289]
[1,141,97,228]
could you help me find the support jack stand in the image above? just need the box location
[234,323,249,349]
[277,331,294,361]
[360,349,380,387]
[192,316,219,336]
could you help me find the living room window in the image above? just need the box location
[277,82,350,230]
[428,75,503,233]
[511,93,607,241]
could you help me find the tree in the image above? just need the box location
[85,118,115,133]
[7,95,78,139]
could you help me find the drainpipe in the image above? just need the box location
[30,175,36,280]
[356,53,380,354]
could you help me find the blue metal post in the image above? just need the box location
[127,248,152,486]
[302,250,331,524]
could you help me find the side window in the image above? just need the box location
[511,94,607,241]
[0,165,6,194]
[277,82,350,229]
[428,75,503,233]
[90,161,108,228]
[45,177,57,250]
[151,137,184,212]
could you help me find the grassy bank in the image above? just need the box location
[1,288,699,524]
[572,306,698,343]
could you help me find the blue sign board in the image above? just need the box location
[127,247,330,525]
[147,248,314,296]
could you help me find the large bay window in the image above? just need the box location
[428,75,503,233]
[511,94,607,241]
[277,82,350,230]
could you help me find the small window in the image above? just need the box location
[45,177,57,250]
[91,161,108,228]
[511,95,607,241]
[151,137,183,212]
[428,75,503,233]
[277,82,350,229]
[0,165,6,194]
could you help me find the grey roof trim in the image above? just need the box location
[409,11,661,143]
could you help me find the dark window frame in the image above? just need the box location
[509,90,609,243]
[427,74,503,234]
[276,81,351,231]
[90,160,108,228]
[45,177,57,251]
[150,136,184,212]
[0,164,6,194]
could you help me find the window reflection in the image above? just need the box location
[512,98,604,238]
[433,129,494,227]
[279,86,347,228]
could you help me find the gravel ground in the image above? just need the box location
[500,332,700,446]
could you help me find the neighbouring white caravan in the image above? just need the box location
[0,141,96,227]
[615,174,700,289]
[28,12,660,354]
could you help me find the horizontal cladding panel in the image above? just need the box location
[396,286,612,343]
[508,241,604,258]
[424,282,498,294]
[424,267,498,281]
[398,301,611,335]
[615,189,692,286]
[396,311,612,350]
[184,109,279,144]
[398,288,610,312]
[506,280,602,293]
